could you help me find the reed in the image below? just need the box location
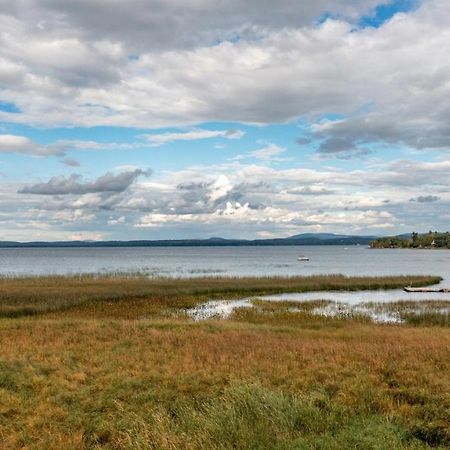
[0,274,441,318]
[361,300,450,327]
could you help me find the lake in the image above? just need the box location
[2,245,449,321]
[0,246,449,283]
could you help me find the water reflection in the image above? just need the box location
[188,291,450,324]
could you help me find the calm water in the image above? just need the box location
[2,246,449,321]
[0,246,449,282]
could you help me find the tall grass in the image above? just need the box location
[361,300,450,327]
[0,318,448,448]
[0,274,441,318]
[0,274,448,448]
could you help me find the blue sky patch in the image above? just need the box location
[359,0,418,28]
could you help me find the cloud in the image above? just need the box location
[366,160,450,188]
[4,154,450,239]
[0,1,381,52]
[1,1,450,240]
[234,143,287,162]
[61,157,80,167]
[249,144,287,161]
[410,195,440,203]
[18,169,151,195]
[287,186,336,196]
[0,134,65,156]
[141,128,245,146]
[0,135,162,158]
[107,215,126,226]
[0,0,445,153]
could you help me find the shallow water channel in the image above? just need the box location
[188,288,450,323]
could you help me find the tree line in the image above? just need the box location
[370,231,450,249]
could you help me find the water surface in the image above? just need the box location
[2,245,449,321]
[1,246,449,283]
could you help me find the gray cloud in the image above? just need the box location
[61,157,81,167]
[410,195,440,203]
[366,160,450,188]
[0,0,446,143]
[18,169,151,195]
[310,110,450,158]
[314,135,372,159]
[287,187,336,196]
[1,0,380,51]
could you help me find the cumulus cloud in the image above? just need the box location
[3,154,450,239]
[1,1,449,240]
[0,0,381,52]
[18,169,151,195]
[0,0,446,154]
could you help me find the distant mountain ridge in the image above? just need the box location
[0,233,378,248]
[287,233,376,241]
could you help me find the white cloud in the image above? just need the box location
[0,0,447,153]
[3,154,450,238]
[141,129,244,146]
[107,215,126,226]
[0,134,64,156]
[0,1,449,239]
[249,144,287,161]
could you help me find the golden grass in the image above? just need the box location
[0,274,441,318]
[0,318,449,448]
[0,274,448,449]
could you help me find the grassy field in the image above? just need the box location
[0,274,449,449]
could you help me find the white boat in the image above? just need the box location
[297,256,310,261]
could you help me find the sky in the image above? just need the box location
[0,0,449,241]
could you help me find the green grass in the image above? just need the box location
[88,382,445,450]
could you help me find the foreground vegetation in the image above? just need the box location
[0,274,449,449]
[371,231,450,249]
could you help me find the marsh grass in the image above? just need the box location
[251,298,335,311]
[0,318,448,449]
[0,274,448,449]
[0,274,441,318]
[231,300,372,328]
[402,311,450,327]
[361,300,450,327]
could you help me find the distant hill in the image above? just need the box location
[287,233,376,241]
[0,233,378,248]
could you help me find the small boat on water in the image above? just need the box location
[298,256,310,261]
[403,287,450,293]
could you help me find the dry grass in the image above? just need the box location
[0,274,448,449]
[0,318,449,449]
[0,274,441,318]
[361,300,450,327]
